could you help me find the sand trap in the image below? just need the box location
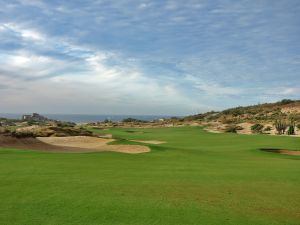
[37,136,150,154]
[278,150,300,156]
[0,135,150,154]
[0,135,82,152]
[261,148,300,156]
[97,134,113,138]
[131,140,166,144]
[37,136,112,148]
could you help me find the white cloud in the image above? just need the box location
[195,83,241,96]
[165,1,178,10]
[0,51,71,79]
[281,87,300,96]
[0,22,205,114]
[264,87,300,97]
[17,0,47,9]
[1,0,298,115]
[138,3,151,9]
[0,23,45,41]
[185,75,242,97]
[171,16,186,23]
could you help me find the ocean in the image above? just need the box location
[0,113,175,123]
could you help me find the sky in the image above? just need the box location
[0,0,299,115]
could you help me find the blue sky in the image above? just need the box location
[0,0,299,115]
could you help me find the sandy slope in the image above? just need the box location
[37,136,150,154]
[0,135,150,154]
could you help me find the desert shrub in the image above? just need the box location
[254,115,268,121]
[50,127,93,137]
[122,118,146,123]
[287,126,295,135]
[235,126,244,130]
[220,117,236,124]
[225,125,238,133]
[278,99,294,105]
[263,126,272,131]
[57,121,76,127]
[251,123,264,133]
[27,120,37,126]
[12,131,34,138]
[286,116,296,135]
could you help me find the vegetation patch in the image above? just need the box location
[251,123,264,134]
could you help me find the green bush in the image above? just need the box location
[122,118,146,123]
[263,126,272,131]
[251,124,264,133]
[56,121,76,127]
[12,131,34,138]
[278,99,294,105]
[287,126,295,135]
[221,118,236,124]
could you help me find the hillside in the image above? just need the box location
[184,99,300,135]
[185,99,300,122]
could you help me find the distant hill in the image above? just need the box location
[185,99,300,124]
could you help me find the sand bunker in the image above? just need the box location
[278,150,300,156]
[37,136,150,154]
[97,134,113,138]
[131,140,166,144]
[261,148,300,156]
[0,135,76,152]
[0,135,150,154]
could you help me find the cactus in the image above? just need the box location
[274,120,287,135]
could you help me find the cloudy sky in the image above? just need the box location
[0,0,299,115]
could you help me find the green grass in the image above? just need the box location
[0,127,300,225]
